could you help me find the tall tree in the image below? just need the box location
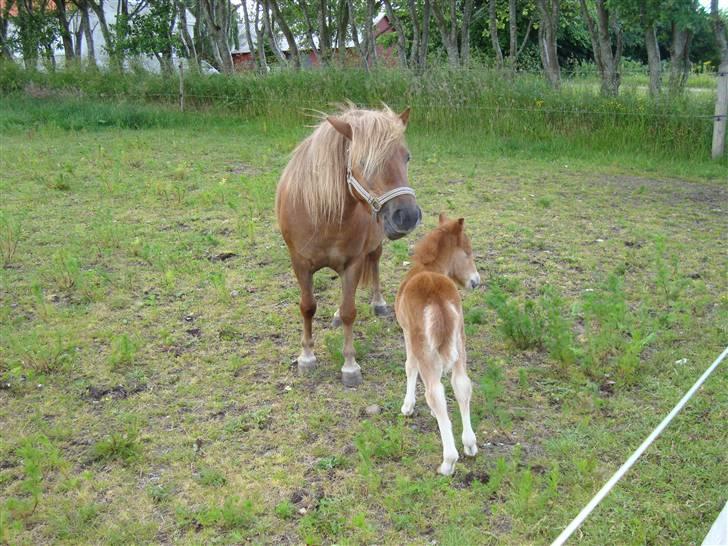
[200,0,234,72]
[667,0,700,95]
[269,0,300,68]
[0,0,15,59]
[55,0,75,62]
[382,0,408,67]
[579,0,623,96]
[489,0,504,68]
[431,0,474,67]
[537,0,560,87]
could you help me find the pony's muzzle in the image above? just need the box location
[468,273,481,290]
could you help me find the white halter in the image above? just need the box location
[346,155,416,216]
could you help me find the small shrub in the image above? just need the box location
[50,249,82,291]
[480,359,505,417]
[274,500,295,520]
[178,496,255,530]
[196,467,227,487]
[0,212,21,267]
[540,286,579,372]
[109,334,137,367]
[485,285,543,349]
[93,430,141,463]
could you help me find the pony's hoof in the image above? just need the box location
[401,401,415,416]
[297,355,317,373]
[463,443,478,457]
[373,304,392,318]
[332,311,343,328]
[341,369,363,387]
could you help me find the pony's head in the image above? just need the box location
[414,213,480,289]
[327,107,421,240]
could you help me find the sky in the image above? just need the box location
[699,0,728,8]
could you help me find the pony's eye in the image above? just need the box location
[406,153,411,162]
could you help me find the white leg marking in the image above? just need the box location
[425,381,459,476]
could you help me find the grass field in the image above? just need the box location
[0,95,726,545]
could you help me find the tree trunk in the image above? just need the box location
[432,0,459,66]
[297,0,320,64]
[79,1,96,67]
[56,0,75,63]
[460,0,473,65]
[336,0,348,66]
[489,0,504,68]
[260,0,287,65]
[362,0,376,68]
[579,0,621,96]
[241,0,257,70]
[420,0,431,70]
[0,0,13,59]
[87,0,119,69]
[177,0,199,70]
[383,0,408,68]
[318,0,330,65]
[347,0,367,69]
[537,0,560,88]
[200,0,234,72]
[269,0,300,69]
[508,0,516,65]
[644,21,661,97]
[669,23,692,95]
[407,0,420,68]
[254,1,268,72]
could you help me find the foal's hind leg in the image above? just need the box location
[401,333,418,416]
[452,357,478,457]
[368,244,391,317]
[420,363,459,476]
[292,261,317,372]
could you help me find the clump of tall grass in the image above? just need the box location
[0,61,717,162]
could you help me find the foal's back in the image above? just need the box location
[396,270,463,367]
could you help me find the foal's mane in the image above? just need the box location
[278,105,406,226]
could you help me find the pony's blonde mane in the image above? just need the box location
[278,105,406,226]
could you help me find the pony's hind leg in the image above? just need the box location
[293,261,317,372]
[339,260,364,386]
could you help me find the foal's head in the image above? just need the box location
[414,213,481,289]
[327,108,421,240]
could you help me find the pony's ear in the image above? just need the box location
[327,116,353,141]
[438,212,449,225]
[456,218,465,231]
[399,107,411,127]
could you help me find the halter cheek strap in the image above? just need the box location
[346,157,416,217]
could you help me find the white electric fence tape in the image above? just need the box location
[551,345,728,546]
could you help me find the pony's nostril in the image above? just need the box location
[393,208,405,227]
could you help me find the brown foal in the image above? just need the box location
[395,213,481,475]
[276,106,421,386]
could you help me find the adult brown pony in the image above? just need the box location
[276,105,421,386]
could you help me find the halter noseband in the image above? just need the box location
[346,155,416,217]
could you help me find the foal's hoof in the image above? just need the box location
[332,311,343,328]
[373,304,392,318]
[438,461,457,476]
[463,443,478,457]
[297,355,317,373]
[341,369,363,387]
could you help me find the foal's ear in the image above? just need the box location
[456,218,465,231]
[327,116,353,141]
[399,107,411,127]
[438,212,448,225]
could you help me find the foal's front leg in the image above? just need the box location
[339,260,364,387]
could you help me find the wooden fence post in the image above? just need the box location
[712,62,727,159]
[178,62,185,113]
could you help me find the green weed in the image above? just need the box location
[109,334,138,368]
[196,467,227,487]
[92,430,141,463]
[485,285,544,349]
[274,500,295,520]
[177,496,255,530]
[0,212,21,267]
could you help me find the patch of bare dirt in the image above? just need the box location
[598,174,728,210]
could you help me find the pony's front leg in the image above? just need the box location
[293,261,317,373]
[339,260,364,387]
[368,244,391,317]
